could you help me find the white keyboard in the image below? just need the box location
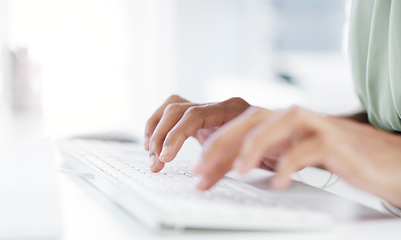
[58,138,333,232]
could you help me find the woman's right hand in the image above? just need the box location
[144,95,251,172]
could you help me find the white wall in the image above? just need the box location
[1,0,360,141]
[0,0,9,101]
[5,0,178,138]
[174,0,274,102]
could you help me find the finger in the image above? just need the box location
[149,136,165,173]
[149,103,195,172]
[194,106,272,175]
[149,102,194,155]
[195,149,237,191]
[159,97,250,163]
[234,106,322,174]
[150,155,165,173]
[144,95,188,150]
[158,105,209,163]
[271,136,324,190]
[159,101,244,163]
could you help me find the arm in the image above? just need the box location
[195,106,401,209]
[343,111,369,124]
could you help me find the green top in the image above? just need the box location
[349,0,401,131]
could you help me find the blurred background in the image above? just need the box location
[0,0,360,144]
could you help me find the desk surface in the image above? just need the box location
[56,139,401,240]
[58,173,401,240]
[1,79,400,239]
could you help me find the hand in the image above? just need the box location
[144,95,250,172]
[194,106,401,208]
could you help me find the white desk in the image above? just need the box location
[56,139,401,240]
[0,109,398,239]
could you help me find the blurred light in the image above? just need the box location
[9,0,134,135]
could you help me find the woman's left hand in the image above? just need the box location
[194,106,401,208]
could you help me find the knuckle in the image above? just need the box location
[226,97,249,106]
[164,103,185,115]
[185,106,205,117]
[167,94,181,102]
[165,129,184,144]
[184,106,206,130]
[286,106,314,125]
[223,97,250,112]
[287,105,305,118]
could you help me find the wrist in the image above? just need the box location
[342,111,369,124]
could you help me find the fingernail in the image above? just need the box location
[159,146,170,159]
[196,176,209,190]
[150,155,157,168]
[271,175,287,190]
